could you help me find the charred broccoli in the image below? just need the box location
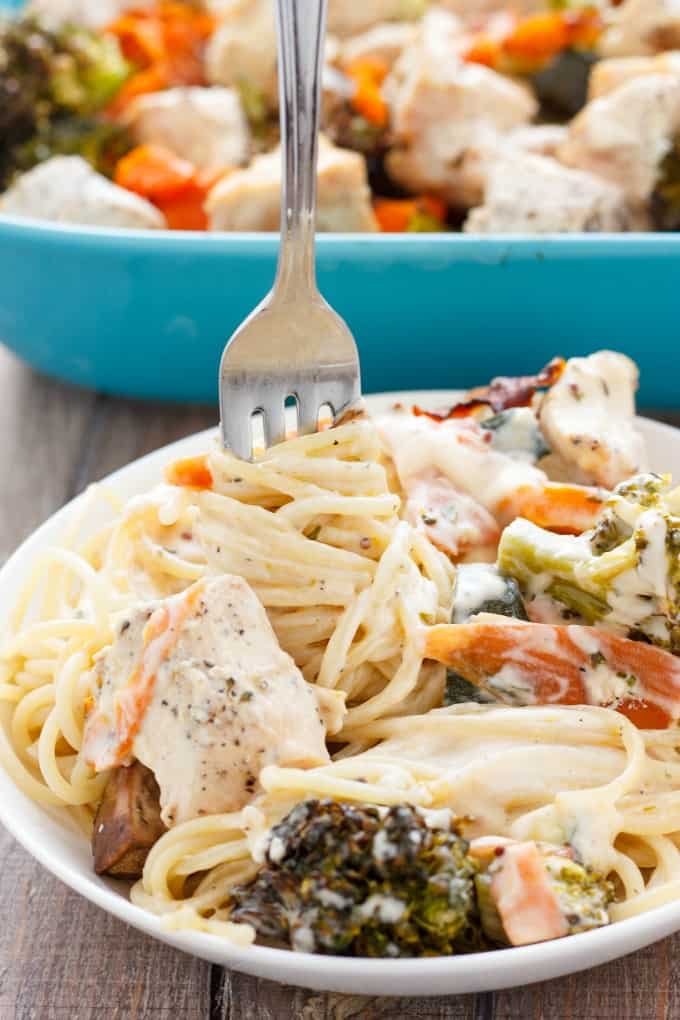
[498,472,680,650]
[0,14,131,187]
[229,799,484,957]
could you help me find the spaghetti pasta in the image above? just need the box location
[3,383,680,955]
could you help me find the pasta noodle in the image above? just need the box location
[3,416,680,949]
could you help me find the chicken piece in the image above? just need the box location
[377,408,546,518]
[538,351,646,489]
[384,9,536,206]
[457,124,569,209]
[205,0,278,105]
[464,151,640,234]
[589,51,680,99]
[600,0,680,57]
[0,156,165,230]
[26,0,134,29]
[206,137,378,232]
[438,0,545,29]
[402,471,501,562]
[92,762,165,878]
[327,0,426,39]
[340,21,418,68]
[82,576,330,827]
[560,74,680,203]
[125,87,250,172]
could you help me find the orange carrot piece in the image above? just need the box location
[373,195,447,232]
[114,144,196,200]
[426,618,680,727]
[345,58,389,127]
[165,454,213,490]
[500,483,606,534]
[105,13,165,65]
[503,12,569,64]
[464,35,502,68]
[105,64,169,116]
[491,843,568,946]
[373,198,417,233]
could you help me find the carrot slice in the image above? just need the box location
[491,843,568,946]
[114,144,196,201]
[425,617,680,727]
[345,57,389,127]
[500,483,606,534]
[374,195,447,233]
[165,454,213,490]
[503,12,569,65]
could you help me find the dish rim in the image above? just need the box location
[1,397,680,996]
[4,211,680,253]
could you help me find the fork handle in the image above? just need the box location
[274,0,327,299]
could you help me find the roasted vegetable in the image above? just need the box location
[652,132,680,232]
[531,48,599,120]
[92,761,165,877]
[427,616,680,729]
[0,14,131,186]
[12,115,133,178]
[230,799,484,957]
[499,472,680,650]
[475,842,612,946]
[445,565,527,706]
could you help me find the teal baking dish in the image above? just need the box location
[0,216,679,405]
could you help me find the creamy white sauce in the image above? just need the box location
[453,564,508,623]
[358,894,407,923]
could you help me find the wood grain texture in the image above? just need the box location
[1,350,679,1019]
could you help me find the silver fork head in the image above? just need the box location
[218,0,362,461]
[219,293,361,460]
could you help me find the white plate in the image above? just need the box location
[1,394,679,997]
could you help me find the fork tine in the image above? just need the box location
[220,385,254,460]
[261,392,287,449]
[296,387,320,435]
[324,375,362,423]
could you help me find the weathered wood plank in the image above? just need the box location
[216,974,483,1020]
[492,936,680,1020]
[0,348,96,564]
[0,356,214,1020]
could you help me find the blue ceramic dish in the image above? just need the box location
[0,215,679,404]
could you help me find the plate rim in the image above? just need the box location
[1,397,679,996]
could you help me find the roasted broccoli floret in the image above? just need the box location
[0,15,131,187]
[498,472,680,649]
[229,799,484,957]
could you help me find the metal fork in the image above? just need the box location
[219,0,361,460]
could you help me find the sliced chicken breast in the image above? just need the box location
[340,22,419,69]
[465,151,641,234]
[82,576,330,827]
[384,9,536,206]
[600,0,680,57]
[538,351,647,489]
[125,86,250,171]
[559,73,680,203]
[589,51,680,99]
[205,0,278,105]
[0,156,165,229]
[206,137,378,232]
[327,0,426,39]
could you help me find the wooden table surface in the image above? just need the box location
[1,345,679,1020]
